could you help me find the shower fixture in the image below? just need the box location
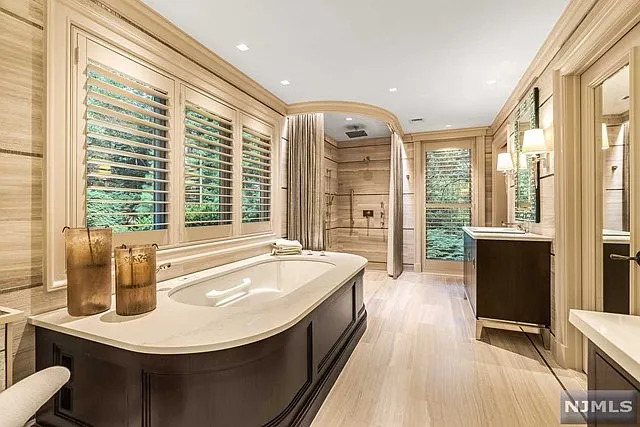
[325,193,335,248]
[380,201,385,228]
[350,189,355,231]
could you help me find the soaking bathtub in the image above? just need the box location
[30,251,367,427]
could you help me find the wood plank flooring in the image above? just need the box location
[311,270,587,427]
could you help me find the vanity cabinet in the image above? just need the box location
[603,242,630,314]
[463,230,551,331]
[588,342,640,427]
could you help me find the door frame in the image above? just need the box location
[413,133,487,275]
[576,36,640,374]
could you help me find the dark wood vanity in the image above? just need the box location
[603,240,631,314]
[34,270,366,427]
[588,342,640,426]
[463,228,551,337]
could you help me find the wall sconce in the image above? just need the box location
[522,129,547,154]
[497,152,516,187]
[496,152,515,174]
[522,128,551,169]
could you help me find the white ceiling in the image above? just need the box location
[602,65,629,116]
[143,0,569,132]
[324,112,391,142]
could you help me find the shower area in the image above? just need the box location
[323,113,393,271]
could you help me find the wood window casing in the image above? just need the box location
[45,0,282,291]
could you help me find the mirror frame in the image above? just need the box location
[511,87,541,223]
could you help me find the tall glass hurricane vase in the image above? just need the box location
[64,227,113,316]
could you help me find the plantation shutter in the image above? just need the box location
[182,88,235,241]
[241,116,273,233]
[82,39,174,245]
[424,148,472,261]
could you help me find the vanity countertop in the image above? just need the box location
[570,309,640,382]
[462,226,553,242]
[29,252,367,355]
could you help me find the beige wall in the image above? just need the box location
[0,0,68,386]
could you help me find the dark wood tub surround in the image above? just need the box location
[463,231,551,336]
[35,269,366,427]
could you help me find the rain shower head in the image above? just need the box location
[345,126,367,139]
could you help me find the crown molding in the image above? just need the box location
[490,0,640,135]
[490,0,598,135]
[287,101,404,138]
[103,0,288,116]
[556,0,640,75]
[406,126,490,142]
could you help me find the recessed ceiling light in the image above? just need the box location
[487,79,497,85]
[345,117,353,121]
[389,87,398,92]
[280,80,290,86]
[236,43,249,51]
[445,124,453,128]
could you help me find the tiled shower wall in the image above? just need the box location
[327,137,391,270]
[0,0,68,386]
[323,137,415,271]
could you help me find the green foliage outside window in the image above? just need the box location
[425,148,472,261]
[85,65,168,233]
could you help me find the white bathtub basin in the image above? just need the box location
[169,258,335,308]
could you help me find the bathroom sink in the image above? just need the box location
[465,227,526,234]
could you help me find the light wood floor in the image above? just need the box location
[311,271,587,427]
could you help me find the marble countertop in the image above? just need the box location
[462,226,553,242]
[29,252,367,355]
[570,309,640,381]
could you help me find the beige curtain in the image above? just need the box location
[387,131,404,278]
[287,114,325,250]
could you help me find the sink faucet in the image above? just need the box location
[501,221,528,232]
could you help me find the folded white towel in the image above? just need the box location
[274,239,302,249]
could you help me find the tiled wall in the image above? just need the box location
[0,0,68,386]
[325,138,391,270]
[602,122,628,231]
[322,136,416,271]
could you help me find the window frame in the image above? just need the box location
[424,145,473,263]
[76,33,175,248]
[179,85,237,243]
[45,4,282,292]
[417,137,484,275]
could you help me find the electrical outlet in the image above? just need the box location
[363,210,374,218]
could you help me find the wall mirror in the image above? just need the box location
[511,87,540,222]
[598,64,631,314]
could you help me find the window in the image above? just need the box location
[46,22,281,291]
[80,38,174,245]
[425,147,472,261]
[182,88,235,241]
[241,117,273,233]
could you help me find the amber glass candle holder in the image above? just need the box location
[64,227,112,316]
[114,245,157,316]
